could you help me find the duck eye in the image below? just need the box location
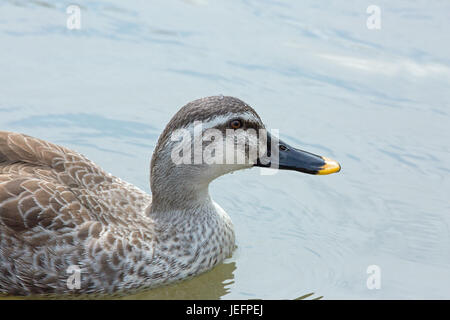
[230,119,242,129]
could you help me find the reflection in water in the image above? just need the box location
[124,261,236,300]
[0,261,321,300]
[294,293,323,300]
[0,261,235,300]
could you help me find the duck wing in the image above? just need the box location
[0,131,152,294]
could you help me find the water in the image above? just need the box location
[1,0,449,299]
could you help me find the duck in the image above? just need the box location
[0,96,340,296]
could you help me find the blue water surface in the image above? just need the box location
[0,0,449,299]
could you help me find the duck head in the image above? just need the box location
[149,96,340,213]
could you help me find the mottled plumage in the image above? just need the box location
[0,96,261,296]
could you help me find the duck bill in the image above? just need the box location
[255,133,341,175]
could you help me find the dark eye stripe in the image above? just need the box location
[243,120,260,130]
[212,118,262,134]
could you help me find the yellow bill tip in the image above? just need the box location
[317,157,341,175]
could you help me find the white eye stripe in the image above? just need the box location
[166,113,261,146]
[194,113,257,130]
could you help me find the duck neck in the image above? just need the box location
[149,180,213,217]
[147,137,221,219]
[148,158,216,219]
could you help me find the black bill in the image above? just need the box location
[254,132,341,175]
